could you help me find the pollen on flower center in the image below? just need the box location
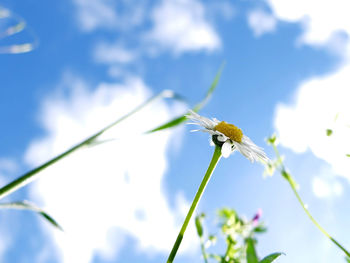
[214,121,243,143]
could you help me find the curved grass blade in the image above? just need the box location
[0,201,62,230]
[0,21,26,38]
[145,62,225,134]
[0,43,34,54]
[0,6,38,54]
[0,90,182,200]
[259,252,283,263]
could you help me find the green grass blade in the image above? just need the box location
[146,116,187,133]
[259,252,283,263]
[0,43,34,54]
[0,90,181,200]
[192,62,225,113]
[0,7,37,54]
[146,62,225,134]
[0,21,26,38]
[0,201,62,230]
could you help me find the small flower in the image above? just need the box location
[186,110,269,162]
[252,208,263,226]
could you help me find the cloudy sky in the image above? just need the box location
[1,0,350,262]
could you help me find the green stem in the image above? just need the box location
[284,173,350,258]
[0,91,170,200]
[272,144,350,258]
[200,237,209,263]
[224,241,233,262]
[166,146,222,263]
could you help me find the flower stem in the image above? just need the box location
[284,171,350,258]
[166,146,222,263]
[272,144,350,258]
[199,237,209,263]
[0,91,171,200]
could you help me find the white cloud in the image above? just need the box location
[0,158,18,190]
[0,224,11,262]
[24,73,197,262]
[274,65,350,180]
[0,158,18,261]
[72,0,118,32]
[146,0,221,54]
[0,158,17,174]
[207,1,236,21]
[247,9,277,37]
[93,42,136,64]
[312,176,343,199]
[72,0,146,32]
[265,0,350,54]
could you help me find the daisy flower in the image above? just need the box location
[187,110,269,162]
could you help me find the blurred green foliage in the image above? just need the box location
[195,208,282,263]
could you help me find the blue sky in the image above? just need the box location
[1,0,350,262]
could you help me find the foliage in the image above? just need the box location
[195,208,283,263]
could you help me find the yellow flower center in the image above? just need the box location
[214,121,243,143]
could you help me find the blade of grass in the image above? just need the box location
[0,43,34,54]
[0,90,182,200]
[0,200,62,230]
[259,253,283,263]
[0,6,38,54]
[0,21,26,38]
[145,62,225,134]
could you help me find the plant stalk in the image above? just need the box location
[272,144,350,258]
[166,146,222,263]
[285,173,350,258]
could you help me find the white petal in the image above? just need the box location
[221,140,233,158]
[186,110,218,129]
[235,135,270,163]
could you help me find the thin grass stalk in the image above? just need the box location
[0,91,172,200]
[199,237,209,263]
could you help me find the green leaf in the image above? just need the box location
[195,213,205,237]
[346,154,350,157]
[253,225,267,233]
[281,170,299,189]
[326,129,333,136]
[246,238,259,263]
[259,252,284,263]
[0,201,63,231]
[145,62,225,134]
[208,254,222,262]
[345,256,350,263]
[146,116,187,133]
[266,134,277,145]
